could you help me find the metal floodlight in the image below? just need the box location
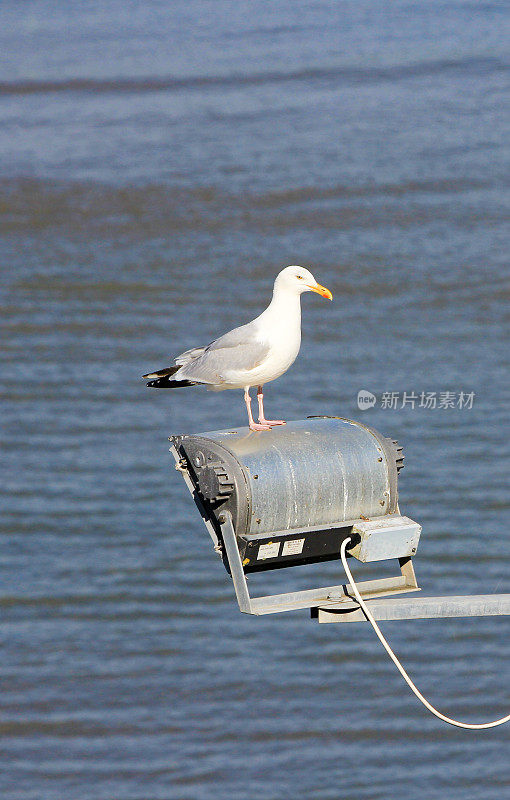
[170,416,422,615]
[171,416,510,624]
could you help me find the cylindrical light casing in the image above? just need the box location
[171,418,402,540]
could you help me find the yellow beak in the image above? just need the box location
[308,282,333,301]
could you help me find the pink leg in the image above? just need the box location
[257,385,286,426]
[245,387,271,431]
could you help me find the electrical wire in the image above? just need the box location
[340,537,510,730]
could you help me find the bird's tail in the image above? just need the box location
[142,365,198,389]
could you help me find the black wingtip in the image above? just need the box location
[146,377,197,388]
[142,365,181,381]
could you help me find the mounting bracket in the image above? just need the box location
[219,512,419,615]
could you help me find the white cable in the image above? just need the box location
[340,538,510,730]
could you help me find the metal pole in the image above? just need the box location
[315,594,510,623]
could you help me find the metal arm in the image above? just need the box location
[314,594,510,623]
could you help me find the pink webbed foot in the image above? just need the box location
[249,421,272,431]
[259,419,286,426]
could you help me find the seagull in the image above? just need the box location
[143,266,332,431]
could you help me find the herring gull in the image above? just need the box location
[143,266,332,431]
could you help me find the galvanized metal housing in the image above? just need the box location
[171,417,405,572]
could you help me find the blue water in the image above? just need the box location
[1,1,509,798]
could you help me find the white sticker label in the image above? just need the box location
[257,541,280,560]
[282,538,305,556]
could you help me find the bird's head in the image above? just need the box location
[274,265,333,300]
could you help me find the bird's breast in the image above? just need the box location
[255,321,301,382]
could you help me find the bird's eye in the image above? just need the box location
[296,275,304,280]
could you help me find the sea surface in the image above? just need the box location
[1,1,509,798]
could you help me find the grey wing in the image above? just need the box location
[176,321,269,384]
[174,346,207,366]
[206,320,264,352]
